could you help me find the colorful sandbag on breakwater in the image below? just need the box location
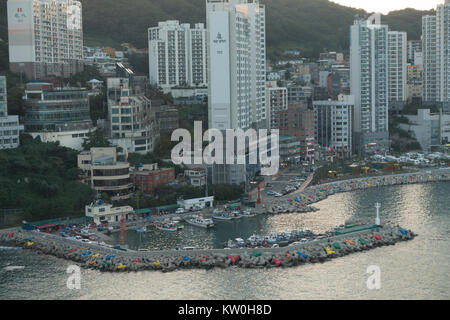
[0,222,419,273]
[272,258,282,266]
[227,256,239,264]
[372,234,382,241]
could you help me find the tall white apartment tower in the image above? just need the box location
[189,23,208,87]
[206,0,266,130]
[148,21,207,92]
[350,14,389,153]
[388,31,407,112]
[422,1,450,110]
[7,0,84,80]
[422,15,438,105]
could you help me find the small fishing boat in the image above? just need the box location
[213,212,233,221]
[155,223,177,232]
[184,215,215,228]
[247,234,264,246]
[231,211,243,219]
[134,226,147,232]
[225,238,245,248]
[264,232,278,244]
[237,210,253,217]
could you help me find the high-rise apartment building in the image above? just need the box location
[350,14,389,153]
[148,21,207,92]
[407,40,422,64]
[7,0,84,80]
[206,0,266,185]
[388,31,407,112]
[206,0,266,130]
[313,94,354,157]
[422,1,450,110]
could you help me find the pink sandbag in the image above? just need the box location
[372,234,382,240]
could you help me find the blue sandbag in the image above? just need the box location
[398,228,407,235]
[106,254,115,260]
[297,251,308,259]
[183,256,190,261]
[82,251,91,256]
[294,198,300,202]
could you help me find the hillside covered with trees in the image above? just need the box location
[0,134,95,221]
[0,0,432,59]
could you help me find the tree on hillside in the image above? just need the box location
[82,129,112,150]
[65,65,105,88]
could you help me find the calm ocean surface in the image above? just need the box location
[1,182,449,300]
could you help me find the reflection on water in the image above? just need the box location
[1,182,449,300]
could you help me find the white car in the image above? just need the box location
[175,208,185,214]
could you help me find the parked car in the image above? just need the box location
[175,208,185,214]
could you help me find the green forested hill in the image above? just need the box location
[0,0,433,59]
[0,134,95,221]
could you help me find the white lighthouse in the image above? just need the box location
[375,202,381,226]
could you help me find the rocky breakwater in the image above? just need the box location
[262,170,450,215]
[0,224,416,273]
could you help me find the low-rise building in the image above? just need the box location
[151,104,179,134]
[287,86,311,105]
[131,163,175,193]
[177,196,214,211]
[78,147,133,201]
[184,168,206,186]
[278,103,315,160]
[171,87,208,105]
[23,82,95,150]
[399,109,450,151]
[279,135,301,165]
[0,115,22,149]
[85,200,134,225]
[0,76,23,149]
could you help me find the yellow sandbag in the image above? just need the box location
[325,247,335,255]
[152,261,161,268]
[27,241,34,247]
[117,263,127,270]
